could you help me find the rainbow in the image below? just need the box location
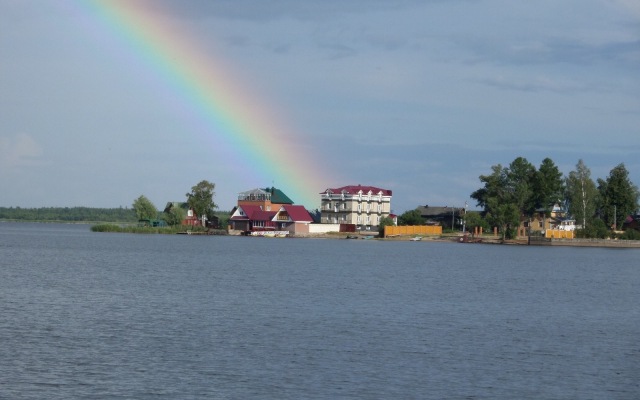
[70,0,335,208]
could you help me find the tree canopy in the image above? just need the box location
[397,209,424,225]
[565,159,597,229]
[471,163,521,239]
[186,180,217,220]
[597,163,639,230]
[132,195,158,221]
[533,158,564,213]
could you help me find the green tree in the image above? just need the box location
[485,199,520,240]
[378,216,395,237]
[186,180,218,220]
[132,195,158,221]
[398,209,424,225]
[463,211,489,235]
[577,218,610,239]
[565,159,597,229]
[471,159,536,240]
[162,205,186,226]
[506,157,537,217]
[471,164,508,211]
[471,163,519,239]
[597,163,639,230]
[533,158,565,213]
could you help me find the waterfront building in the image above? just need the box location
[319,185,392,231]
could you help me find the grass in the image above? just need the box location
[90,224,211,234]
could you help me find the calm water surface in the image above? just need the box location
[1,222,638,399]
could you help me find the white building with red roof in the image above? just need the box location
[320,184,393,231]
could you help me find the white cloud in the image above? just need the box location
[0,133,43,169]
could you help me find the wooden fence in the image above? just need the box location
[384,225,442,237]
[545,229,575,239]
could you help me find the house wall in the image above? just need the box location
[308,223,341,234]
[237,199,274,211]
[230,221,250,231]
[277,221,311,234]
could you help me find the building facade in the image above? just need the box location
[320,185,392,230]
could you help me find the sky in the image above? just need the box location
[1,0,639,214]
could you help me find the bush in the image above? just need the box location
[577,219,610,239]
[91,224,210,234]
[91,224,123,232]
[618,229,640,240]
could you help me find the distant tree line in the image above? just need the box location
[0,206,137,222]
[396,157,640,240]
[1,180,227,228]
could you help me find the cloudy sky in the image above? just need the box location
[1,0,639,213]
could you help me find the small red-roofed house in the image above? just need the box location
[229,205,277,234]
[273,205,314,234]
[229,204,315,236]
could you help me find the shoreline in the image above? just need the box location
[4,220,640,248]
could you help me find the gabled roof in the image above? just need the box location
[164,202,189,213]
[321,184,392,196]
[230,205,262,220]
[252,210,277,221]
[262,187,294,204]
[230,205,277,221]
[276,205,313,223]
[416,205,461,218]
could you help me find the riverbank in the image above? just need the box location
[382,233,640,248]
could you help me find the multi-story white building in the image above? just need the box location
[320,185,392,230]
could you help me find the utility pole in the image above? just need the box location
[451,207,455,230]
[462,201,468,234]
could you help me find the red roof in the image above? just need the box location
[230,205,276,221]
[252,210,277,221]
[278,205,313,222]
[232,204,313,224]
[320,184,392,196]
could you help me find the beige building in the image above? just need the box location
[320,185,392,230]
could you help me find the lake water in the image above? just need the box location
[1,222,638,399]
